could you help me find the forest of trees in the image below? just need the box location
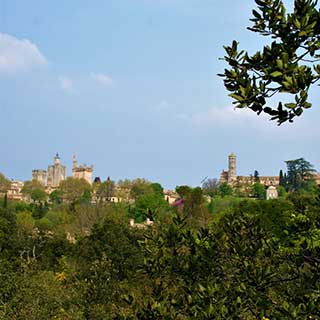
[0,155,320,318]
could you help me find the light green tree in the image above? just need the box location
[251,182,266,199]
[22,180,47,202]
[59,177,91,205]
[130,178,153,200]
[116,179,133,202]
[16,211,36,234]
[218,182,233,197]
[132,183,168,223]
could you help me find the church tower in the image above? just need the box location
[72,154,78,172]
[54,153,61,165]
[47,153,66,188]
[228,153,237,182]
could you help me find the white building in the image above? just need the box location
[266,186,278,200]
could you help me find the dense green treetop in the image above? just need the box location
[130,182,167,222]
[150,182,164,197]
[96,178,115,202]
[59,177,92,205]
[49,189,63,205]
[22,180,45,195]
[285,157,317,192]
[130,178,153,200]
[22,180,47,203]
[251,182,266,199]
[175,186,211,227]
[218,182,233,197]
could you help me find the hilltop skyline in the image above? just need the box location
[4,151,319,191]
[0,0,319,189]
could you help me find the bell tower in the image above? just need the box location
[54,153,61,165]
[228,153,237,182]
[72,154,78,172]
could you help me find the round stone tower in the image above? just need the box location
[228,153,237,181]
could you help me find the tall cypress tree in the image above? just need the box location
[279,170,285,187]
[3,193,7,208]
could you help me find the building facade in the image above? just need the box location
[220,153,279,187]
[32,169,47,186]
[72,155,93,185]
[47,153,66,188]
[220,153,238,184]
[7,180,24,200]
[31,153,95,189]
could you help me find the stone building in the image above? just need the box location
[32,169,47,186]
[72,155,93,185]
[220,153,279,187]
[259,176,279,186]
[47,153,66,188]
[220,153,238,184]
[31,153,95,190]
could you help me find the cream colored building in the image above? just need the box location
[7,180,24,200]
[163,190,179,204]
[32,169,47,186]
[47,153,66,188]
[72,155,93,185]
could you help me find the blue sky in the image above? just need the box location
[0,0,319,189]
